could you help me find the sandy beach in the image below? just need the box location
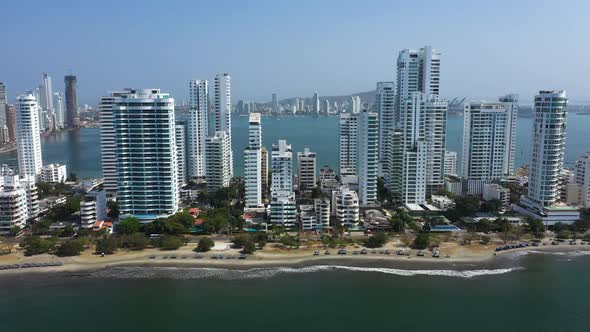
[1,237,588,276]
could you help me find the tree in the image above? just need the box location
[526,218,545,238]
[480,235,491,245]
[477,218,492,233]
[556,230,573,239]
[481,199,502,213]
[55,239,85,257]
[574,213,590,232]
[66,173,78,182]
[365,232,388,248]
[497,218,514,244]
[231,234,252,248]
[96,236,119,254]
[169,211,196,230]
[445,196,480,221]
[279,235,299,249]
[21,236,58,256]
[117,217,141,235]
[119,233,149,250]
[157,235,185,250]
[413,233,430,250]
[242,241,256,254]
[196,238,215,252]
[8,226,21,237]
[107,200,120,219]
[59,224,76,238]
[311,187,323,199]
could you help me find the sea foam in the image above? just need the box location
[89,265,522,280]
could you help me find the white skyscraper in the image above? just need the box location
[175,123,187,187]
[113,89,179,222]
[499,94,519,174]
[271,139,293,198]
[397,93,447,205]
[39,73,54,116]
[15,94,43,177]
[376,82,395,176]
[444,150,458,176]
[188,80,208,178]
[351,95,361,114]
[515,90,579,224]
[53,92,64,128]
[312,92,320,115]
[271,93,279,114]
[574,153,590,207]
[214,73,233,177]
[338,113,358,175]
[244,113,262,208]
[99,89,132,195]
[358,110,379,205]
[462,99,518,194]
[297,148,317,191]
[205,131,232,192]
[395,46,440,125]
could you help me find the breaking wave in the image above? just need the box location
[89,265,523,280]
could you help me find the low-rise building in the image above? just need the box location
[314,197,331,230]
[269,191,297,227]
[40,164,67,183]
[444,175,463,196]
[483,183,510,211]
[430,195,455,210]
[332,186,359,227]
[80,190,107,228]
[299,205,317,231]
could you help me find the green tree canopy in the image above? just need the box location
[196,237,215,252]
[55,239,85,257]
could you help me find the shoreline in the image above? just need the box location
[1,244,587,277]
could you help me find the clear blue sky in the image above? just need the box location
[1,0,589,104]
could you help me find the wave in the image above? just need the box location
[526,250,590,257]
[89,265,522,280]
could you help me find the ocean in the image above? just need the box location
[1,114,589,177]
[1,251,589,332]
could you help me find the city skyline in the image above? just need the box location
[1,0,590,104]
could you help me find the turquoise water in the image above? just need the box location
[1,252,589,332]
[1,114,589,177]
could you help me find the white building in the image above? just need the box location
[515,90,579,225]
[376,82,395,176]
[15,94,43,178]
[299,204,317,231]
[444,150,457,176]
[99,90,132,195]
[395,45,440,126]
[113,89,179,222]
[351,95,361,114]
[297,148,317,191]
[430,195,455,210]
[53,92,64,128]
[393,93,447,205]
[338,113,358,175]
[244,113,262,208]
[483,183,510,211]
[462,98,518,194]
[358,110,379,205]
[40,163,67,183]
[188,80,208,178]
[205,131,232,192]
[0,175,28,234]
[332,186,359,227]
[175,123,187,187]
[80,190,107,228]
[270,191,297,226]
[314,197,331,229]
[214,73,233,177]
[271,140,293,198]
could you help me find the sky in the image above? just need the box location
[1,0,589,105]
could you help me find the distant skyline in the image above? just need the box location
[1,0,589,104]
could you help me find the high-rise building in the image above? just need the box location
[175,123,188,188]
[269,191,296,226]
[99,90,132,195]
[261,146,269,198]
[0,175,28,234]
[358,110,379,205]
[188,80,208,178]
[297,148,317,191]
[574,152,590,207]
[5,104,16,142]
[40,163,67,183]
[324,99,330,114]
[271,139,293,198]
[312,92,320,115]
[444,150,457,176]
[395,46,440,125]
[338,113,358,175]
[393,93,447,205]
[271,93,279,114]
[244,113,262,208]
[113,89,179,222]
[462,99,518,194]
[0,82,7,127]
[40,73,54,123]
[64,75,80,127]
[351,95,361,114]
[53,92,64,129]
[376,82,395,176]
[515,90,579,224]
[205,131,232,192]
[214,73,233,177]
[15,94,43,177]
[314,197,331,229]
[499,94,519,173]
